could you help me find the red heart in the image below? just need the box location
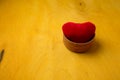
[62,22,96,43]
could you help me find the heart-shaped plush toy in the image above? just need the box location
[62,22,96,43]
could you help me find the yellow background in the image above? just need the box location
[0,0,120,80]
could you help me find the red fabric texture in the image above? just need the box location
[62,22,96,43]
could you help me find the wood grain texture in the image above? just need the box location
[0,0,120,80]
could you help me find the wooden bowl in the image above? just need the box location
[63,35,95,53]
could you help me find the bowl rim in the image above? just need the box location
[63,34,95,45]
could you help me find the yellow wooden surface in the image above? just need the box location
[0,0,120,80]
